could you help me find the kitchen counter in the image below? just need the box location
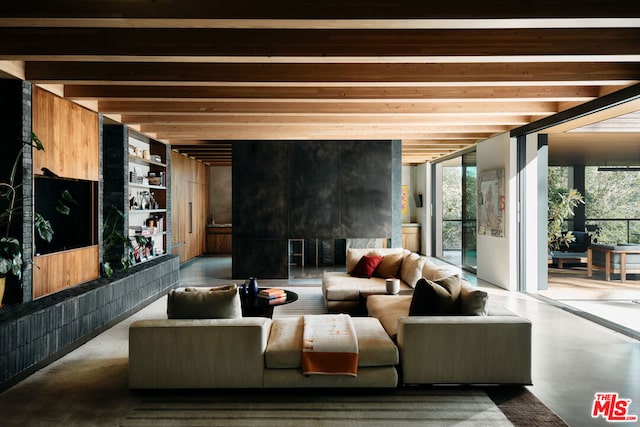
[206,225,232,253]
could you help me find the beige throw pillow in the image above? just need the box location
[459,283,489,316]
[374,251,403,278]
[399,252,427,288]
[167,284,242,319]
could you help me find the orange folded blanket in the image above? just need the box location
[302,314,359,377]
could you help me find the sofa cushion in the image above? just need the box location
[422,259,457,281]
[323,272,413,302]
[351,255,384,278]
[265,317,303,368]
[265,316,398,369]
[399,251,427,288]
[409,276,462,316]
[374,251,404,279]
[366,295,412,338]
[167,284,242,319]
[459,283,489,316]
[346,247,404,273]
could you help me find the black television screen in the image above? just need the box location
[34,176,97,255]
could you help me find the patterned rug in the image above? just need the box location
[273,286,327,318]
[122,387,566,427]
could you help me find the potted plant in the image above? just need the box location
[548,187,584,253]
[0,134,73,306]
[102,205,134,277]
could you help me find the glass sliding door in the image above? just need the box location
[461,151,477,271]
[437,150,477,272]
[440,157,462,265]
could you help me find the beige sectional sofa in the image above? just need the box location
[129,257,533,388]
[322,247,458,313]
[367,294,532,385]
[129,315,399,389]
[323,247,532,385]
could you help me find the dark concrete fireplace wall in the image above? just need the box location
[232,140,402,279]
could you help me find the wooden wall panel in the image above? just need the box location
[171,152,209,263]
[32,246,100,299]
[32,86,99,181]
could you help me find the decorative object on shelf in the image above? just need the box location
[247,277,259,295]
[143,150,150,160]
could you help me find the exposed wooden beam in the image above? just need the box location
[25,62,640,85]
[1,0,639,20]
[65,85,599,102]
[3,28,640,60]
[100,101,557,115]
[123,114,529,126]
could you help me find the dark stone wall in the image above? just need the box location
[232,140,400,279]
[0,80,32,304]
[0,255,179,391]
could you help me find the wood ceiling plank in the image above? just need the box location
[2,0,639,20]
[100,100,557,115]
[65,85,599,101]
[3,28,640,58]
[141,124,507,136]
[124,114,529,126]
[25,62,640,85]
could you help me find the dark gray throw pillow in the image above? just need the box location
[409,275,462,316]
[167,284,242,319]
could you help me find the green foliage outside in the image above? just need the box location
[584,167,640,244]
[548,166,640,245]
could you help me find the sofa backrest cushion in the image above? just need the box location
[351,255,384,278]
[422,259,457,281]
[167,284,242,319]
[346,247,404,273]
[374,251,404,279]
[399,251,427,288]
[459,283,489,316]
[408,275,462,315]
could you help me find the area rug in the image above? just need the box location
[122,388,511,427]
[273,286,327,317]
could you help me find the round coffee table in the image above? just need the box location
[240,288,298,318]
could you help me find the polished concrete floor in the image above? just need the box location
[2,255,640,426]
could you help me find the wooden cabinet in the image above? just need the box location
[206,226,232,254]
[31,86,101,299]
[402,224,421,253]
[170,152,209,263]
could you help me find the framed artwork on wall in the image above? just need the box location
[477,169,505,237]
[401,185,409,215]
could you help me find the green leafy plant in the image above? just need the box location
[102,205,152,277]
[0,134,74,280]
[102,205,133,277]
[548,187,585,252]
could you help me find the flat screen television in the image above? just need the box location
[34,176,97,255]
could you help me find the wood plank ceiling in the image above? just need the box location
[1,1,639,165]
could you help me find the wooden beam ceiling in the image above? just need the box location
[0,1,638,165]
